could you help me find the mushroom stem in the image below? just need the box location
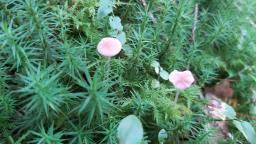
[174,90,180,105]
[105,57,111,80]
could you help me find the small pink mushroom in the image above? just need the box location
[97,37,122,57]
[169,70,195,90]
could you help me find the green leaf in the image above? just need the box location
[97,0,115,19]
[212,101,236,120]
[116,31,126,44]
[159,68,169,80]
[151,61,160,74]
[117,115,144,144]
[151,61,160,68]
[109,30,126,44]
[97,6,113,19]
[150,61,169,80]
[233,120,256,144]
[222,102,236,120]
[109,16,123,31]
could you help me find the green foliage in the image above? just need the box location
[233,120,256,144]
[117,115,144,144]
[0,21,30,69]
[73,68,115,125]
[1,0,256,143]
[18,65,73,118]
[97,0,114,19]
[30,124,64,144]
[0,94,15,138]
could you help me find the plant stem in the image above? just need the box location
[105,57,111,80]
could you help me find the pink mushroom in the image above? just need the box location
[169,70,195,90]
[97,37,122,57]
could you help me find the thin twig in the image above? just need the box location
[187,3,199,69]
[192,3,199,43]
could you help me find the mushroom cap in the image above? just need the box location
[169,70,194,90]
[97,37,122,57]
